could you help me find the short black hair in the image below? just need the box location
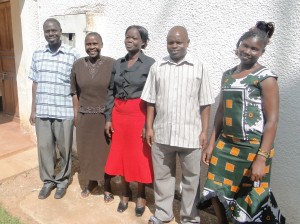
[236,21,275,49]
[43,18,61,29]
[125,25,150,49]
[86,32,103,43]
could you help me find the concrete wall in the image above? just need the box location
[11,0,300,222]
[11,0,39,134]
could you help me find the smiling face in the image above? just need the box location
[43,20,62,46]
[124,28,144,54]
[167,27,190,63]
[85,34,103,59]
[237,37,264,66]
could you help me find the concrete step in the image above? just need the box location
[0,146,38,180]
[0,113,38,181]
[0,120,35,158]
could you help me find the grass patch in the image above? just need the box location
[0,206,22,224]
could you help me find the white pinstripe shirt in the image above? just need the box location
[141,53,215,148]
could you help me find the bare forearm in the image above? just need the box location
[208,105,223,147]
[260,121,278,153]
[146,103,155,129]
[200,105,211,134]
[31,82,37,113]
[29,82,37,125]
[259,77,279,153]
[201,104,223,164]
[72,95,79,115]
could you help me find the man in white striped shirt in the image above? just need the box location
[141,26,215,224]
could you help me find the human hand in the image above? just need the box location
[250,155,266,182]
[29,112,36,126]
[202,144,213,166]
[199,132,208,150]
[141,127,146,140]
[105,121,114,138]
[146,128,154,147]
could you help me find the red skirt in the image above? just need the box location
[105,98,153,183]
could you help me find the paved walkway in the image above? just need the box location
[0,115,37,180]
[0,114,217,224]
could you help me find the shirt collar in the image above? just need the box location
[43,43,66,54]
[160,52,194,66]
[121,50,146,63]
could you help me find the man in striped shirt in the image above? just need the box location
[141,26,215,224]
[29,18,80,200]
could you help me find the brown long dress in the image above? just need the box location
[71,56,115,181]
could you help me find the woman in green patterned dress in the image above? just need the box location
[197,22,285,223]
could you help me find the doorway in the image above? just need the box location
[0,0,19,117]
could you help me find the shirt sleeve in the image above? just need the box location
[259,68,278,84]
[141,63,157,104]
[199,63,215,106]
[104,63,116,122]
[28,52,38,82]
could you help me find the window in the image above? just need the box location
[61,33,75,47]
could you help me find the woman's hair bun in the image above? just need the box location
[255,21,275,39]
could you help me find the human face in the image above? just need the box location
[124,28,144,54]
[43,21,62,46]
[237,37,264,66]
[167,29,189,63]
[85,35,103,59]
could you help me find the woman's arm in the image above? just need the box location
[70,65,79,127]
[250,77,279,181]
[72,94,79,127]
[104,64,117,138]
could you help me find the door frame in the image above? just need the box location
[0,0,19,117]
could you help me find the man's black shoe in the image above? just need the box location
[38,184,55,199]
[54,187,67,199]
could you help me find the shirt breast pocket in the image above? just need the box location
[186,76,201,98]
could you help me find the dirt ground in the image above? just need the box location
[0,168,40,224]
[0,154,217,224]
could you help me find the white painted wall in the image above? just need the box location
[13,0,300,222]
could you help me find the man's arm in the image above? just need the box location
[29,82,37,125]
[146,103,155,147]
[199,104,211,149]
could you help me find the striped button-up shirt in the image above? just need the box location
[141,53,215,148]
[29,43,80,120]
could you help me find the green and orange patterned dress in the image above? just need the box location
[198,66,285,223]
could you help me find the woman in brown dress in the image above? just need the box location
[71,32,115,203]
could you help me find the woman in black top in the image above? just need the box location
[104,25,155,217]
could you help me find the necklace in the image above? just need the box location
[85,57,104,78]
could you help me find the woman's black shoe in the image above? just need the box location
[135,206,145,217]
[117,201,128,213]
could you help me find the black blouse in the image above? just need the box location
[104,51,155,121]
